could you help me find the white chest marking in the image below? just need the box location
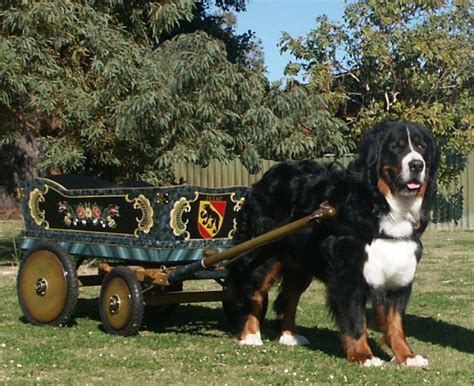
[364,239,418,290]
[380,194,422,238]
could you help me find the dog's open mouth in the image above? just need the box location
[401,179,423,195]
[407,180,421,190]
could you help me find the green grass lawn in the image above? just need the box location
[0,221,473,384]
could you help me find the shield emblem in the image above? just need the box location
[198,200,226,239]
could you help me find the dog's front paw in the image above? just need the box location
[278,333,310,346]
[362,357,384,367]
[391,355,428,368]
[239,332,263,346]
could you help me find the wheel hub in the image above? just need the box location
[35,278,48,296]
[109,295,121,314]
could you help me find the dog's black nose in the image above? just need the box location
[409,159,424,173]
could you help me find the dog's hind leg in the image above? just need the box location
[274,269,312,346]
[373,289,428,367]
[239,260,282,346]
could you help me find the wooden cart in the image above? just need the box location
[17,175,335,336]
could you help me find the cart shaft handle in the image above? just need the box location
[167,202,336,285]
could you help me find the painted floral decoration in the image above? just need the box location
[58,201,120,229]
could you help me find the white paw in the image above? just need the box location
[390,355,428,367]
[362,357,384,367]
[278,333,310,346]
[239,332,263,346]
[405,355,429,367]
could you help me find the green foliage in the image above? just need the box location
[111,33,349,179]
[91,0,258,67]
[432,189,464,223]
[0,0,347,188]
[281,0,474,188]
[253,82,352,164]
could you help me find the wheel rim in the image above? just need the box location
[18,250,68,323]
[101,277,133,330]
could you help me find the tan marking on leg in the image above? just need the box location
[372,302,386,332]
[342,321,374,364]
[384,306,414,364]
[240,261,282,340]
[240,314,260,338]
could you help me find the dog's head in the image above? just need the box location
[355,121,439,204]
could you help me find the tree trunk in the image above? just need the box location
[0,126,39,202]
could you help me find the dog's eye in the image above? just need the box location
[413,138,425,150]
[391,139,406,151]
[416,143,426,152]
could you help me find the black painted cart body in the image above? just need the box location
[17,176,335,335]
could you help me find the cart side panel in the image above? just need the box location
[20,177,248,263]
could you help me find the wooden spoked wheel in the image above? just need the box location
[17,241,78,326]
[99,266,144,336]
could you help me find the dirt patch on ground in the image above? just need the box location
[0,266,18,277]
[0,209,22,220]
[0,187,21,220]
[0,265,97,277]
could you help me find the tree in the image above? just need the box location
[281,0,473,188]
[92,0,259,67]
[0,0,348,197]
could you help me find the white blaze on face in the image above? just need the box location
[401,127,426,187]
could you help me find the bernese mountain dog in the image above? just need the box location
[229,121,439,367]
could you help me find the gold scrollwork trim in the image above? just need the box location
[228,218,238,239]
[228,193,245,238]
[28,186,50,229]
[125,194,154,237]
[231,193,245,212]
[170,197,192,239]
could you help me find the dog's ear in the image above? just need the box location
[351,123,385,185]
[427,130,440,185]
[359,128,382,168]
[420,127,440,220]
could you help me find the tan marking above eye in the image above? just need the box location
[413,135,421,145]
[398,139,406,147]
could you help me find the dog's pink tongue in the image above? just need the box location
[407,181,421,190]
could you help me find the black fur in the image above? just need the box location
[229,121,439,364]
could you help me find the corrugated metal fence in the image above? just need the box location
[433,154,473,230]
[175,154,474,230]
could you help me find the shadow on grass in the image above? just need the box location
[143,304,232,337]
[406,314,474,354]
[72,299,368,359]
[72,299,474,358]
[297,314,474,357]
[75,298,101,322]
